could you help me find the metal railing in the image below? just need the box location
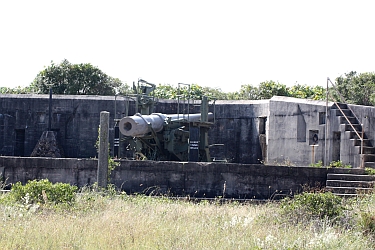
[327,78,364,168]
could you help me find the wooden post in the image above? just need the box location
[97,111,109,188]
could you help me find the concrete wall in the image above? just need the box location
[1,156,357,199]
[0,94,268,164]
[267,96,375,168]
[3,94,375,167]
[267,97,329,166]
[209,100,269,163]
[0,94,122,158]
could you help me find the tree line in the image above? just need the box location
[1,60,374,106]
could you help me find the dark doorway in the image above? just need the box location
[14,129,25,156]
[332,131,341,162]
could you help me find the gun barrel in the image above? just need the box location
[119,113,213,137]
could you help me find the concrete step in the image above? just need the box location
[332,103,348,109]
[363,154,375,162]
[352,139,372,147]
[326,186,373,195]
[327,173,375,182]
[335,109,353,117]
[365,162,375,168]
[347,131,366,140]
[340,116,359,125]
[342,123,362,132]
[326,179,374,188]
[355,146,375,154]
[328,168,365,175]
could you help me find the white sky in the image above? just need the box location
[1,0,374,93]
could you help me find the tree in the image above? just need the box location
[258,81,288,99]
[0,85,36,94]
[334,71,375,106]
[238,84,260,100]
[288,84,315,99]
[153,84,178,99]
[152,83,229,100]
[32,59,123,95]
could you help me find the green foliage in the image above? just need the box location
[108,157,120,180]
[152,83,228,101]
[310,160,323,168]
[281,192,344,220]
[258,80,289,99]
[153,84,178,99]
[281,192,344,219]
[309,160,352,168]
[234,82,327,101]
[329,160,351,168]
[151,81,327,101]
[359,212,375,234]
[32,59,124,95]
[334,71,375,106]
[8,179,78,204]
[0,86,36,94]
[238,84,260,100]
[365,168,375,175]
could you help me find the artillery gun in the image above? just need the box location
[118,88,215,161]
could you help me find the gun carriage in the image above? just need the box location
[117,79,216,162]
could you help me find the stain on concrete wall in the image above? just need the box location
[2,156,358,199]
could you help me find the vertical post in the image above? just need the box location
[361,125,364,168]
[48,88,52,131]
[325,78,329,166]
[199,96,211,161]
[97,111,109,188]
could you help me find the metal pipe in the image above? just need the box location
[361,125,364,168]
[119,112,214,137]
[325,78,328,166]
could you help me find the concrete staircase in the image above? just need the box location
[327,103,375,196]
[326,171,375,197]
[333,103,375,168]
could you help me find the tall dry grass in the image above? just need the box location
[1,192,375,249]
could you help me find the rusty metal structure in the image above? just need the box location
[118,80,215,162]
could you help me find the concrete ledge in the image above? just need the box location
[0,156,357,199]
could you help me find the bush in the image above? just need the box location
[360,212,375,234]
[365,168,375,175]
[310,160,323,168]
[9,179,78,204]
[329,160,351,168]
[281,192,344,220]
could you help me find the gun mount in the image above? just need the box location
[119,113,213,137]
[119,96,215,162]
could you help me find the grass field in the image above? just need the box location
[1,185,375,249]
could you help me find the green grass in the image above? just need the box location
[1,187,375,249]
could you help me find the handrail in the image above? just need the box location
[332,101,363,142]
[327,78,364,167]
[328,78,362,123]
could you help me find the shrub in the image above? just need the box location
[281,192,344,220]
[9,179,78,204]
[329,160,351,168]
[365,168,375,175]
[359,211,375,235]
[310,160,323,168]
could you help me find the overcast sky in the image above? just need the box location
[1,0,374,92]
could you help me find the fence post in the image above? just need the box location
[97,111,109,188]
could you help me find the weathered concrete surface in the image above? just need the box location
[0,94,268,164]
[1,156,363,199]
[267,96,375,168]
[3,94,375,167]
[268,96,330,166]
[210,100,269,163]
